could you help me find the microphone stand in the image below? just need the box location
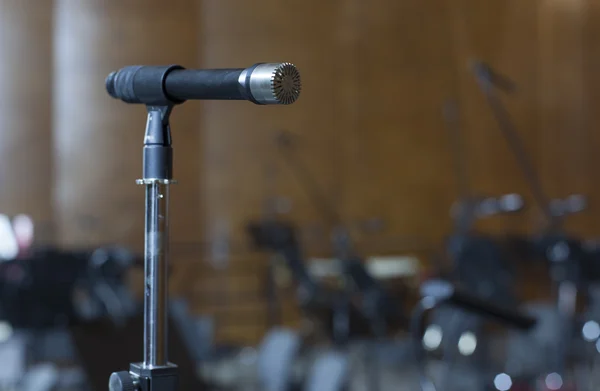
[471,61,582,376]
[103,61,301,391]
[471,60,555,228]
[109,104,178,391]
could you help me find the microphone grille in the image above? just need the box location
[271,63,301,105]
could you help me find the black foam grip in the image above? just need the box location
[105,66,142,103]
[105,65,184,105]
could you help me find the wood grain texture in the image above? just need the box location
[1,0,596,345]
[52,0,201,258]
[0,0,54,241]
[447,0,542,236]
[191,0,600,343]
[538,0,591,236]
[583,0,600,237]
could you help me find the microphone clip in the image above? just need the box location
[142,105,174,181]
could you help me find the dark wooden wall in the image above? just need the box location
[0,0,598,344]
[0,1,54,242]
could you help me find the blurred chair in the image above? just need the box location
[170,299,214,362]
[505,302,563,378]
[0,333,27,388]
[257,327,302,391]
[20,364,59,391]
[303,350,349,391]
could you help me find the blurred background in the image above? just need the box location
[1,1,600,391]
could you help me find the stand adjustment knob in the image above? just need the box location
[109,371,139,391]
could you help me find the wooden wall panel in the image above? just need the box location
[350,0,456,242]
[199,0,340,240]
[449,0,542,235]
[195,0,344,343]
[0,1,54,241]
[584,0,600,237]
[332,0,362,223]
[52,0,202,274]
[191,0,600,344]
[0,0,592,345]
[538,0,591,236]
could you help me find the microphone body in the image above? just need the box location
[106,63,301,105]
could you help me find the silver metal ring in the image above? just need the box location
[135,179,178,185]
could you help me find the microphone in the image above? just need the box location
[105,62,301,105]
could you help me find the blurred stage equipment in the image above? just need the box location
[273,131,407,338]
[0,215,137,329]
[470,61,554,227]
[247,220,396,391]
[247,131,414,391]
[0,238,140,391]
[413,280,536,391]
[0,214,223,391]
[426,101,524,379]
[247,219,366,345]
[105,62,301,391]
[471,60,600,389]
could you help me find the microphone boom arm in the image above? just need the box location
[472,61,556,228]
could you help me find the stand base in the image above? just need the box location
[130,363,178,391]
[108,364,178,391]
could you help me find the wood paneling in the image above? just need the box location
[190,0,600,343]
[195,1,345,340]
[52,0,202,264]
[0,0,54,241]
[199,0,341,239]
[447,0,542,236]
[350,0,456,240]
[1,0,598,345]
[584,0,600,237]
[538,0,591,235]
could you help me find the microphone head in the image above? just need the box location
[244,63,301,105]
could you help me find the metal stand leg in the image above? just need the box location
[140,179,171,367]
[109,106,178,391]
[411,298,439,391]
